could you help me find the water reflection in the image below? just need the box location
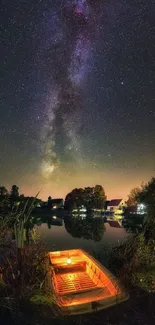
[35,215,63,228]
[64,215,105,242]
[33,212,144,236]
[122,215,144,234]
[31,212,146,253]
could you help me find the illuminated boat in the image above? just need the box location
[48,249,129,315]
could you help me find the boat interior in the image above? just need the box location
[49,249,120,306]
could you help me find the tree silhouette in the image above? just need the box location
[10,185,19,198]
[0,186,8,196]
[64,185,106,211]
[127,187,141,207]
[47,196,54,209]
[136,177,155,241]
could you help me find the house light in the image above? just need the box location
[53,216,57,219]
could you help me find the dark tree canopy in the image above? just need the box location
[127,177,155,241]
[10,185,19,198]
[127,187,141,207]
[137,177,155,214]
[0,186,8,196]
[64,185,106,211]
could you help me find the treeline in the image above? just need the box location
[0,185,42,212]
[64,185,106,211]
[126,177,155,241]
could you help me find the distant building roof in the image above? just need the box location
[107,199,122,207]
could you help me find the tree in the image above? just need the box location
[136,177,155,241]
[47,196,52,208]
[10,185,19,198]
[93,185,106,210]
[64,185,106,212]
[64,188,84,211]
[127,187,141,207]
[137,178,155,213]
[0,186,8,196]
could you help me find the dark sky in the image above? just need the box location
[1,0,155,199]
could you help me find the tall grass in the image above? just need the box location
[0,194,51,320]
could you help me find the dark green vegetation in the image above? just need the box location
[0,196,51,323]
[117,177,155,292]
[0,185,42,213]
[0,177,155,324]
[64,185,106,211]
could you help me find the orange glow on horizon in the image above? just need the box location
[15,166,153,202]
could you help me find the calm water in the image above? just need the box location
[37,215,129,256]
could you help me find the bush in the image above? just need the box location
[111,233,155,291]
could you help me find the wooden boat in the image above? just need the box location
[48,249,129,315]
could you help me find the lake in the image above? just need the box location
[37,215,130,259]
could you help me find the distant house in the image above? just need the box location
[106,199,126,215]
[50,198,64,209]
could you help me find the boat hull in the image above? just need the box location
[48,249,129,315]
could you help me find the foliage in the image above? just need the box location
[0,184,43,214]
[127,187,141,207]
[137,177,155,214]
[122,214,144,234]
[30,290,57,305]
[64,185,106,211]
[111,233,155,292]
[10,185,19,199]
[0,204,48,316]
[0,186,8,196]
[126,177,155,241]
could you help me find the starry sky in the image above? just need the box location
[1,0,155,200]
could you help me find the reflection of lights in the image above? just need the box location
[140,204,145,209]
[67,258,71,264]
[80,214,86,218]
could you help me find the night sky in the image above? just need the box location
[1,0,155,200]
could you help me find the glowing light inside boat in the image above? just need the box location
[67,258,71,264]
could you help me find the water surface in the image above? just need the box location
[37,215,128,255]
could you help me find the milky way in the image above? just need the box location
[41,0,100,178]
[1,0,155,199]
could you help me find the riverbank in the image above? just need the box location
[1,287,155,325]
